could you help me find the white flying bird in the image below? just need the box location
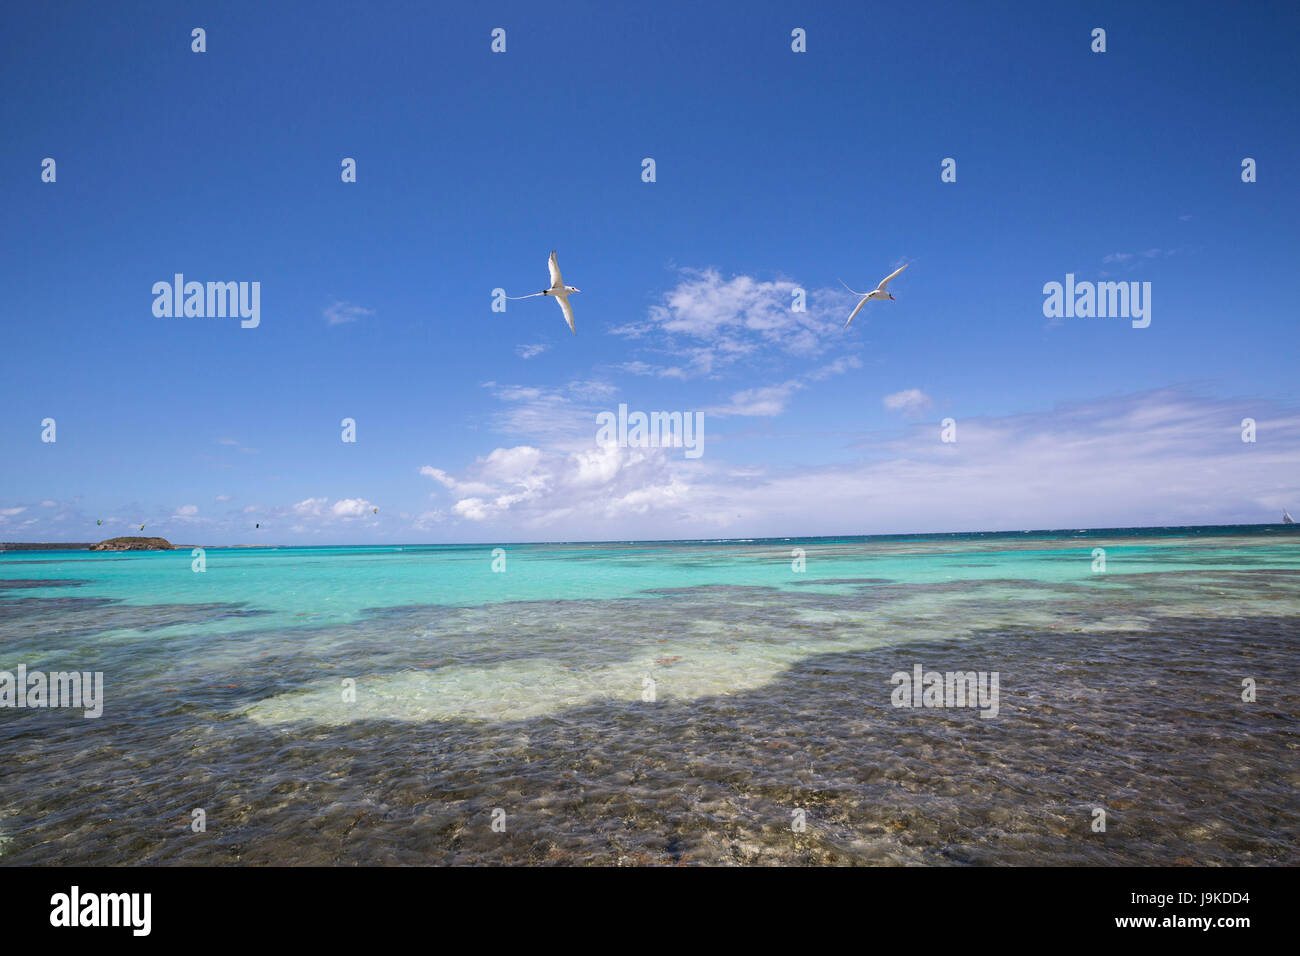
[506,250,581,334]
[840,264,909,328]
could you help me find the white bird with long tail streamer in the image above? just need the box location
[840,264,908,328]
[506,250,581,334]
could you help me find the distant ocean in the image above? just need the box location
[1,525,1297,864]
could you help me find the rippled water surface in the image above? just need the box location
[1,528,1297,864]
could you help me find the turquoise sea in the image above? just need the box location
[1,526,1297,864]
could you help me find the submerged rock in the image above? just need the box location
[89,536,174,552]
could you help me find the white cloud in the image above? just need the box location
[6,387,1290,544]
[614,360,689,380]
[420,466,503,497]
[611,268,849,378]
[419,466,454,486]
[704,357,860,419]
[515,344,549,359]
[807,356,863,381]
[442,443,692,526]
[479,446,544,481]
[331,498,375,518]
[707,381,803,417]
[481,379,619,443]
[416,389,1300,538]
[883,388,933,414]
[645,270,799,340]
[1101,248,1174,267]
[412,509,447,530]
[324,301,375,326]
[289,497,376,521]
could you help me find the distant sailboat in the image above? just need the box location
[1284,509,1295,525]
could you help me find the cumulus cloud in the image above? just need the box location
[290,497,376,521]
[331,498,375,518]
[413,389,1300,538]
[610,268,852,378]
[515,344,549,359]
[6,386,1292,544]
[442,442,692,527]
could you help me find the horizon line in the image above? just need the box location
[4,521,1298,551]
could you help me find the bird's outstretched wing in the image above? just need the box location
[548,250,563,289]
[557,295,576,334]
[844,297,870,328]
[876,264,908,292]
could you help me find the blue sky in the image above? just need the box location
[2,0,1297,543]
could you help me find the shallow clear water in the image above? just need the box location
[1,527,1297,864]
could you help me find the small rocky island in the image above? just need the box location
[89,536,174,552]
